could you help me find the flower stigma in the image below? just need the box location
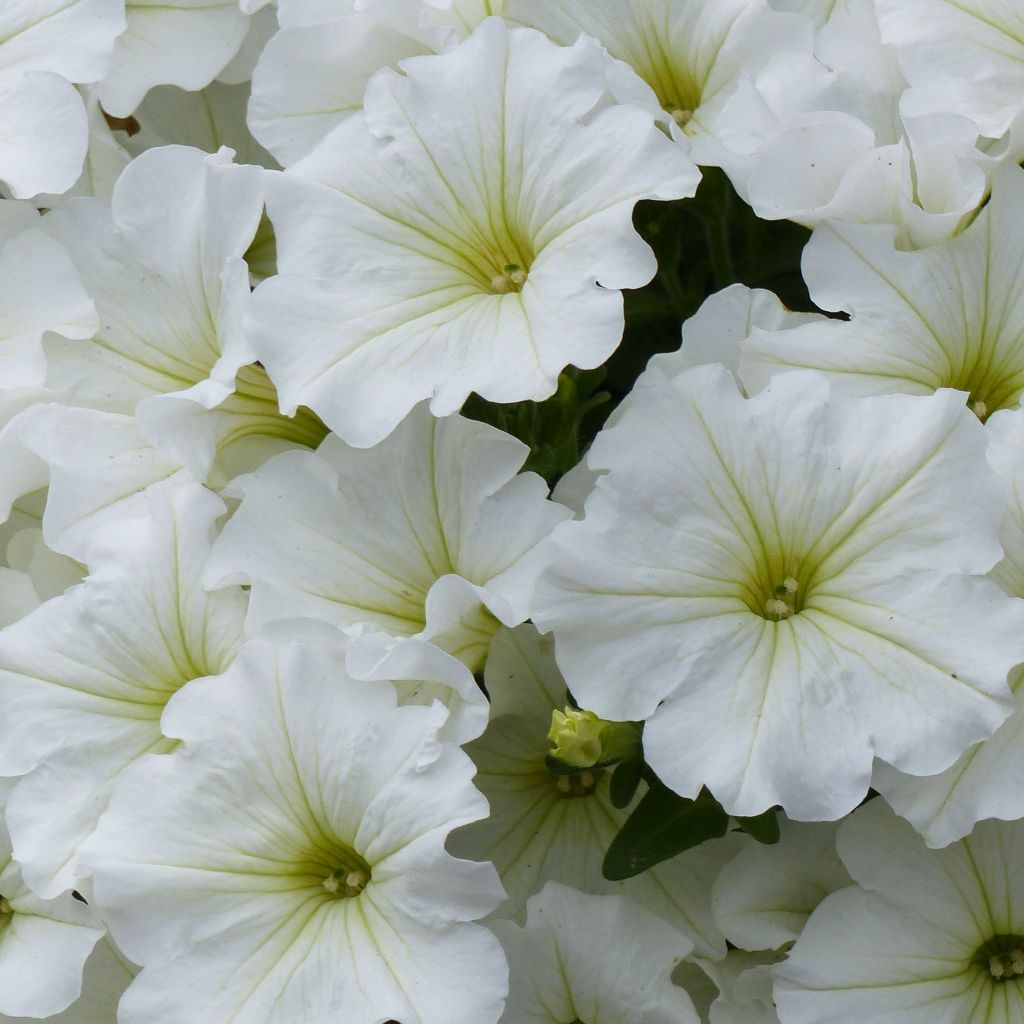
[490,263,528,294]
[554,770,600,798]
[765,578,800,620]
[321,849,372,899]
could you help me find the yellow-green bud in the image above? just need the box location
[547,707,608,769]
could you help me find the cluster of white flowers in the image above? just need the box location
[3,0,1024,1021]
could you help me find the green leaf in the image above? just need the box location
[602,784,729,880]
[608,757,645,809]
[735,807,781,845]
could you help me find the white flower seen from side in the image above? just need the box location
[0,482,247,898]
[205,404,570,671]
[742,164,1024,419]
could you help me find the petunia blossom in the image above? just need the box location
[248,17,699,448]
[80,634,508,1024]
[533,365,1024,819]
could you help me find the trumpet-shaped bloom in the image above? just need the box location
[743,0,990,247]
[0,782,106,1019]
[80,635,508,1024]
[448,624,739,958]
[876,0,1024,138]
[742,164,1024,417]
[492,883,699,1024]
[533,366,1024,819]
[874,408,1024,846]
[249,18,699,448]
[504,0,811,168]
[205,405,570,671]
[0,483,247,898]
[23,145,327,556]
[774,800,1024,1023]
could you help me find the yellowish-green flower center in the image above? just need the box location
[490,263,528,294]
[976,935,1024,982]
[320,848,372,901]
[553,769,602,799]
[764,577,801,621]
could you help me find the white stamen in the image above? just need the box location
[322,875,341,894]
[1011,949,1024,975]
[345,871,368,891]
[671,108,693,126]
[508,268,527,286]
[490,273,510,292]
[765,598,791,618]
[782,577,799,595]
[990,955,1006,978]
[556,776,572,793]
[971,400,988,420]
[0,899,11,915]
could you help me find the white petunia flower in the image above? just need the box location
[0,782,105,1019]
[876,0,1024,139]
[0,0,124,197]
[504,0,812,170]
[248,17,699,448]
[774,799,1024,1023]
[80,634,508,1024]
[97,0,252,117]
[532,365,1024,819]
[492,883,699,1024]
[742,164,1024,416]
[448,624,741,958]
[745,0,989,247]
[20,144,326,557]
[0,482,247,899]
[205,404,570,671]
[873,407,1024,846]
